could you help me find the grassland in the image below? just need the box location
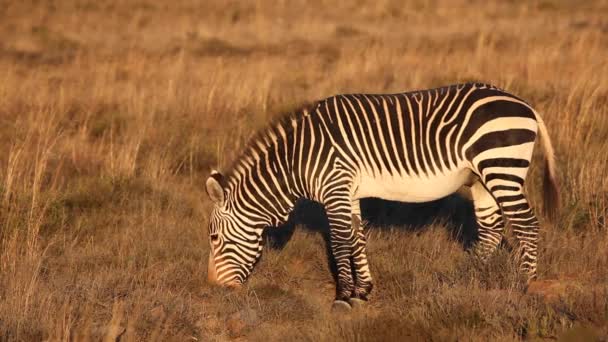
[0,0,607,340]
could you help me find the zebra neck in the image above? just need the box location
[225,105,325,227]
[228,160,300,227]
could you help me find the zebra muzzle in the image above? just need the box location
[207,252,243,288]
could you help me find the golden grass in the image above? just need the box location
[1,0,607,340]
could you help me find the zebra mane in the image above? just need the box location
[223,100,321,185]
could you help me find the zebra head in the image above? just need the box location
[205,170,264,287]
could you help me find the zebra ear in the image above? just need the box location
[206,170,226,204]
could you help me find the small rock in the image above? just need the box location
[331,300,352,313]
[150,305,166,321]
[349,297,366,310]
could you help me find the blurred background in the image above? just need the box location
[0,0,607,340]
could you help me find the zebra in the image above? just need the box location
[205,82,559,310]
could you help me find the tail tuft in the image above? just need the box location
[543,158,559,222]
[536,114,559,222]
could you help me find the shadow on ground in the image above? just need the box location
[264,193,479,281]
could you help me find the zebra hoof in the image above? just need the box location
[331,300,352,313]
[348,297,367,309]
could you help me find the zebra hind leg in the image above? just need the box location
[470,181,506,260]
[491,186,539,282]
[349,200,374,308]
[478,162,539,282]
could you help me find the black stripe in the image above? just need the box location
[495,194,525,203]
[350,95,384,174]
[397,95,419,175]
[419,91,435,174]
[509,218,538,225]
[465,129,537,160]
[489,184,521,192]
[485,173,525,186]
[376,95,402,175]
[427,94,445,173]
[408,93,428,175]
[477,158,530,174]
[502,202,530,212]
[327,97,356,164]
[477,209,502,220]
[458,97,537,155]
[368,95,396,175]
[509,211,535,220]
[387,95,409,175]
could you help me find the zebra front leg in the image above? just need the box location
[325,197,357,311]
[349,199,373,308]
[470,181,505,260]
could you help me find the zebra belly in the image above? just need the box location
[353,168,473,203]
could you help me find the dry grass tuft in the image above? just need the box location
[1,0,607,340]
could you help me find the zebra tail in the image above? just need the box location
[536,113,560,222]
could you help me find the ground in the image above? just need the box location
[0,0,607,340]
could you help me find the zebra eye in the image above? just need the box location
[210,233,219,242]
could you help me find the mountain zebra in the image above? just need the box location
[205,83,559,310]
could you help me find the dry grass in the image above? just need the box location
[1,0,607,340]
